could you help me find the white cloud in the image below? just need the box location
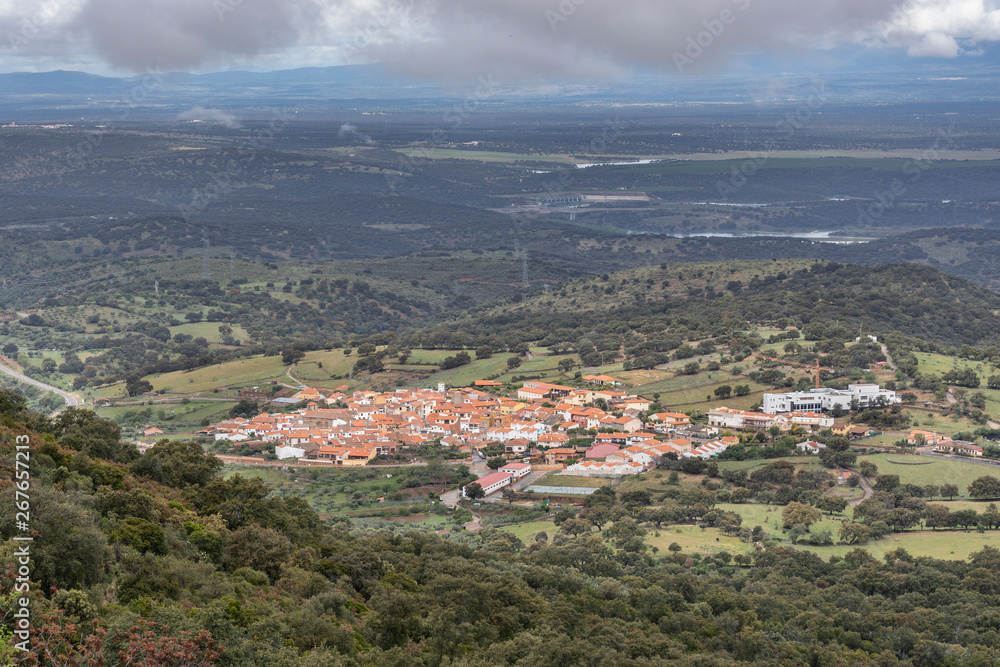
[881,0,1000,57]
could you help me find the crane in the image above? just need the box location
[756,355,832,389]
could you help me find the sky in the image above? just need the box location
[0,0,998,79]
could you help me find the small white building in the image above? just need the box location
[499,462,532,480]
[275,444,307,460]
[464,471,513,497]
[795,440,826,454]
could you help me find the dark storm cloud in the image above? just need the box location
[74,0,324,71]
[361,0,908,80]
[2,0,999,76]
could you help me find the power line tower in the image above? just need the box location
[154,280,159,298]
[230,246,236,271]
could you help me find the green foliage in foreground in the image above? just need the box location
[6,393,1000,666]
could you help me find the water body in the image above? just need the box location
[575,158,673,169]
[668,230,877,244]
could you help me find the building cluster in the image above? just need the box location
[707,407,835,431]
[203,384,688,471]
[202,380,900,486]
[761,384,898,414]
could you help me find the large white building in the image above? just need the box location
[761,384,898,415]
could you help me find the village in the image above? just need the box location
[187,375,966,499]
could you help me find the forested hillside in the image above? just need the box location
[7,393,1000,665]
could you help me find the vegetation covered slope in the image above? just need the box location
[7,394,1000,665]
[441,261,1000,349]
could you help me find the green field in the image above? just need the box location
[646,524,749,556]
[533,474,611,488]
[502,521,558,543]
[863,453,999,495]
[714,502,846,539]
[797,529,1000,561]
[148,355,289,395]
[168,321,250,344]
[94,399,233,431]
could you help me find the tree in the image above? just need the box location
[560,518,590,537]
[224,524,294,581]
[1,342,17,356]
[734,384,751,396]
[954,509,980,530]
[582,506,612,531]
[507,356,523,370]
[475,345,493,360]
[282,348,306,365]
[501,487,517,505]
[816,496,848,515]
[859,461,879,477]
[464,482,485,500]
[941,483,959,500]
[714,385,733,399]
[130,439,223,488]
[969,476,1000,499]
[486,457,506,470]
[782,502,822,529]
[924,505,953,530]
[839,521,871,544]
[125,374,154,396]
[788,524,809,544]
[558,358,576,374]
[874,474,900,493]
[229,398,259,419]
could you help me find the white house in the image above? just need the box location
[499,462,532,480]
[275,444,307,460]
[464,471,513,497]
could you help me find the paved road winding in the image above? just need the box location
[0,362,82,410]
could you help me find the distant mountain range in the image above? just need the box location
[1,52,998,120]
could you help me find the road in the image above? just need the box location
[880,344,897,371]
[850,471,874,506]
[0,362,82,410]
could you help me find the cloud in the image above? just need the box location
[178,106,241,128]
[338,122,375,145]
[1,0,999,77]
[881,0,1000,57]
